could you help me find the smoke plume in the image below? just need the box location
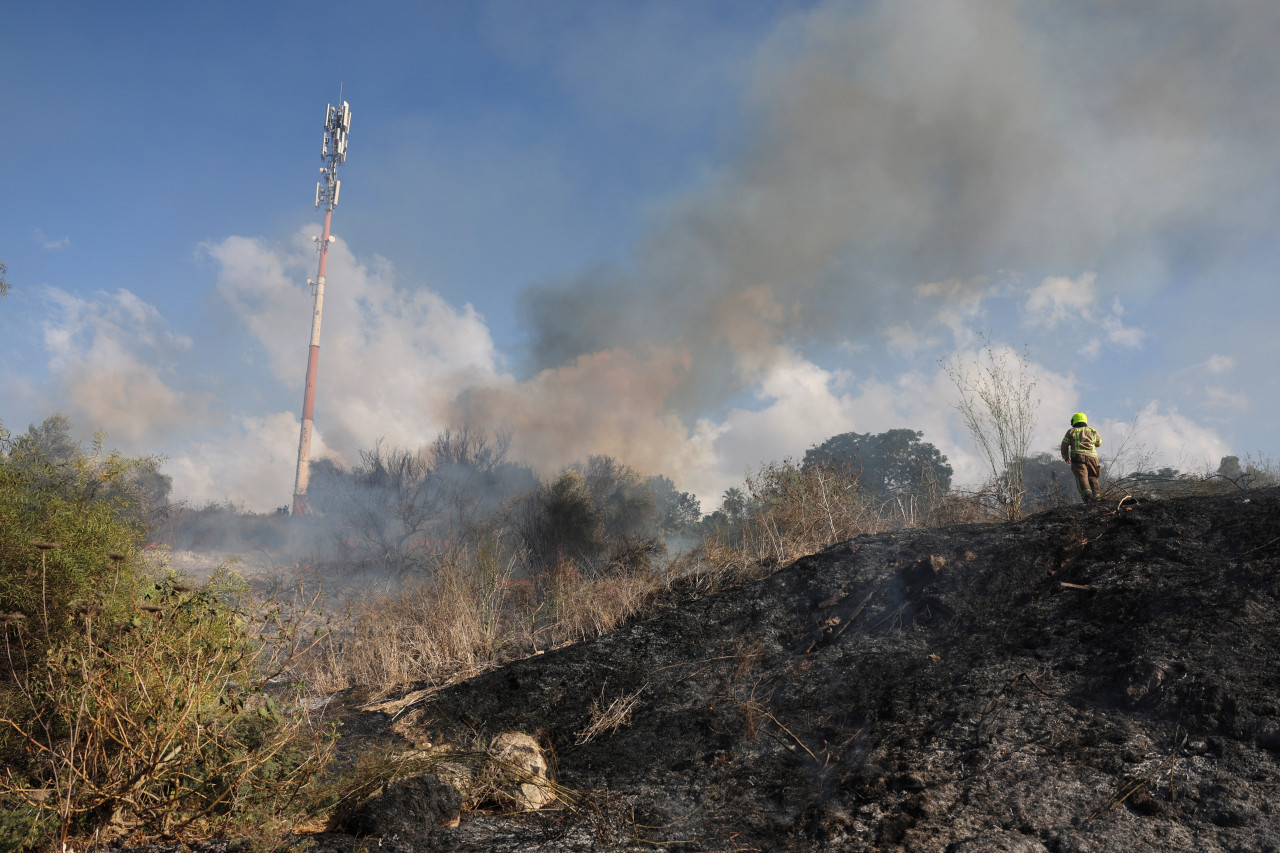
[30,0,1275,510]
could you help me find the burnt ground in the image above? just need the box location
[125,488,1280,852]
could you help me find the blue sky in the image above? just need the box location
[3,0,1278,512]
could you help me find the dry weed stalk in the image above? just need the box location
[297,544,529,693]
[297,542,667,697]
[576,685,646,745]
[738,458,919,567]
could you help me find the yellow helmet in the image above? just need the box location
[1071,412,1087,426]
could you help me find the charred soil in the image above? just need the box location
[123,488,1280,852]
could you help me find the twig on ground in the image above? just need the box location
[1088,733,1188,821]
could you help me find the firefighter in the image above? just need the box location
[1061,412,1102,502]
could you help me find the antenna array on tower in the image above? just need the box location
[316,101,351,211]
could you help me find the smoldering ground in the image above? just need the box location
[234,486,1280,853]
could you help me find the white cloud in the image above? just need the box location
[33,228,70,250]
[914,277,994,347]
[1100,402,1231,476]
[1025,273,1096,328]
[1101,299,1145,349]
[1204,355,1235,375]
[1203,386,1250,412]
[884,322,931,355]
[1025,275,1143,357]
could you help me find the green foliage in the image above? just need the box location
[0,803,40,853]
[0,417,152,669]
[577,456,655,543]
[519,457,667,577]
[697,488,751,546]
[0,417,335,848]
[647,475,701,539]
[1,571,335,847]
[804,429,953,496]
[523,469,602,569]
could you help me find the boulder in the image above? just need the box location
[485,731,556,810]
[340,772,462,838]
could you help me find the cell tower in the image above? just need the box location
[292,96,351,516]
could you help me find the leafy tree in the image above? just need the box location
[720,487,749,523]
[1018,451,1073,511]
[520,468,602,569]
[0,423,149,669]
[1215,455,1275,489]
[7,414,82,467]
[518,456,667,576]
[803,428,953,496]
[4,415,172,527]
[578,456,655,542]
[647,475,701,538]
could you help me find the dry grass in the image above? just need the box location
[298,553,521,694]
[295,548,664,695]
[293,464,998,699]
[576,685,646,745]
[539,562,659,646]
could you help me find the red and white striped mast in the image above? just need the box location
[292,96,351,516]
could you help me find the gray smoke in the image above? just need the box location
[515,0,1280,408]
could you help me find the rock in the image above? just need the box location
[1124,661,1167,705]
[484,731,556,810]
[340,772,462,838]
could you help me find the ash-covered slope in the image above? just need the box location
[324,488,1280,852]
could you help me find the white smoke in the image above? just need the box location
[37,287,203,444]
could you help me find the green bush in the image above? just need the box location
[0,418,335,848]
